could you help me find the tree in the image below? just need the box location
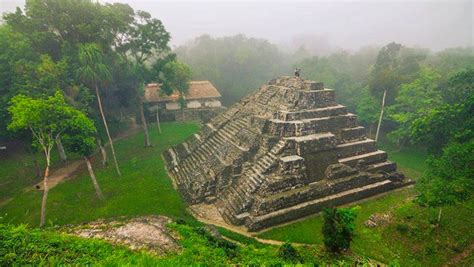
[322,207,357,253]
[411,77,474,225]
[411,94,473,154]
[77,43,121,176]
[416,140,474,226]
[441,68,474,105]
[8,92,87,226]
[356,87,379,138]
[387,67,442,147]
[278,242,300,263]
[137,82,151,147]
[369,42,426,141]
[62,113,104,199]
[161,60,192,96]
[369,42,402,141]
[161,60,192,120]
[119,10,171,65]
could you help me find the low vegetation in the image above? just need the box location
[1,122,472,265]
[0,122,199,226]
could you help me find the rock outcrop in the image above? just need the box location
[164,76,411,231]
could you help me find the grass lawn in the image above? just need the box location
[257,142,474,266]
[379,141,428,179]
[0,143,78,204]
[0,122,200,226]
[2,126,472,265]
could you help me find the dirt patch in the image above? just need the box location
[444,242,474,267]
[34,160,83,191]
[364,213,392,228]
[69,216,180,255]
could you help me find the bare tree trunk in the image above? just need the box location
[437,207,443,227]
[40,156,50,227]
[140,102,151,147]
[375,90,387,142]
[95,84,121,176]
[97,139,107,166]
[56,138,67,162]
[85,157,104,199]
[156,109,162,134]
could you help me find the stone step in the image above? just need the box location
[217,130,233,143]
[368,161,397,173]
[211,135,225,146]
[339,150,387,166]
[187,156,198,170]
[267,152,277,160]
[194,147,206,162]
[207,138,221,152]
[234,119,248,129]
[277,104,348,121]
[340,126,366,141]
[226,122,241,134]
[201,142,214,156]
[213,132,227,145]
[246,180,396,231]
[336,139,377,158]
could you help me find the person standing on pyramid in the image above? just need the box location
[294,68,301,77]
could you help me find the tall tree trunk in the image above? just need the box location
[437,207,443,227]
[56,138,67,162]
[85,157,104,199]
[140,102,151,147]
[95,84,121,176]
[156,109,162,134]
[97,139,108,166]
[40,155,50,227]
[375,90,387,142]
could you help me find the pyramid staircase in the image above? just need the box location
[164,76,411,231]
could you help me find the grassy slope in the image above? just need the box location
[257,142,474,266]
[0,122,199,226]
[0,122,361,265]
[0,145,77,203]
[0,222,357,266]
[1,126,472,265]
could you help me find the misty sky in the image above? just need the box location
[1,0,472,51]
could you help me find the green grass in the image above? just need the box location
[0,144,78,204]
[0,223,160,266]
[1,126,471,265]
[0,222,358,266]
[257,143,474,266]
[379,141,428,180]
[0,122,200,226]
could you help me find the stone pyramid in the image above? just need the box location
[164,76,411,231]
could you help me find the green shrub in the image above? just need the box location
[322,207,357,253]
[278,242,300,263]
[395,223,409,233]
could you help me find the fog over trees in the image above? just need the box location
[1,0,472,52]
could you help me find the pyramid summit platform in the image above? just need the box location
[164,76,411,231]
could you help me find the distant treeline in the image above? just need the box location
[176,35,473,144]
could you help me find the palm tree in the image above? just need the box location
[77,43,121,176]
